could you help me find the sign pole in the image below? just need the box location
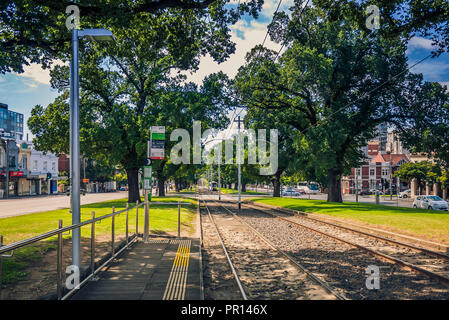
[143,141,150,242]
[143,126,164,241]
[237,116,242,212]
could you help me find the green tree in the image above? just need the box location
[440,170,448,190]
[7,0,255,202]
[392,78,449,170]
[235,4,418,202]
[394,161,440,195]
[29,72,232,201]
[0,0,264,73]
[245,105,299,196]
[314,0,449,55]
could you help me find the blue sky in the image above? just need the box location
[0,0,448,139]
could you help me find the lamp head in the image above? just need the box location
[78,29,115,42]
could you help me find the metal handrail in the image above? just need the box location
[0,205,141,255]
[0,200,146,300]
[0,198,198,300]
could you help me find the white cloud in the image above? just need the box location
[183,20,284,85]
[438,82,449,91]
[408,36,437,51]
[14,60,67,86]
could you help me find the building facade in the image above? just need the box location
[342,151,410,195]
[0,103,24,140]
[29,148,59,195]
[0,138,22,198]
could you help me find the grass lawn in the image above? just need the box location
[220,188,268,195]
[0,196,197,285]
[250,197,449,245]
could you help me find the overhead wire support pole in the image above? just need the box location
[235,115,244,212]
[218,152,221,201]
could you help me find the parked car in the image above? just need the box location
[297,189,306,195]
[282,187,300,197]
[413,195,449,211]
[370,189,384,195]
[384,188,397,195]
[399,189,411,198]
[119,186,128,191]
[358,190,372,195]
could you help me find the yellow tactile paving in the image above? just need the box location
[162,239,191,300]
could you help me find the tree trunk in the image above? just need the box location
[158,178,165,196]
[272,171,281,197]
[242,183,246,192]
[126,168,140,203]
[327,169,343,203]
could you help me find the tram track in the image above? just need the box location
[217,199,449,299]
[200,197,342,300]
[239,201,449,288]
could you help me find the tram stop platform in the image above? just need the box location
[72,237,202,300]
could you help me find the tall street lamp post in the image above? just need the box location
[70,28,115,270]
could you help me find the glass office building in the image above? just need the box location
[0,103,24,140]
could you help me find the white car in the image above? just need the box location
[399,189,411,198]
[413,196,449,211]
[282,187,300,197]
[370,189,384,195]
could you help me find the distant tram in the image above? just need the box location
[209,181,218,191]
[297,181,319,194]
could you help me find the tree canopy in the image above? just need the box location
[0,0,264,73]
[235,3,446,202]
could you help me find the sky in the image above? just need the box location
[0,0,448,140]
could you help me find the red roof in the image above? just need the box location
[370,153,409,165]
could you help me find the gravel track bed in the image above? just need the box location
[202,202,336,300]
[262,206,449,276]
[201,206,247,300]
[222,203,449,300]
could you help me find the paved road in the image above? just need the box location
[0,191,128,219]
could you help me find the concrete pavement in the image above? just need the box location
[0,191,128,219]
[72,237,202,300]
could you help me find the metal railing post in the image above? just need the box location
[178,200,181,238]
[144,199,149,242]
[90,211,96,276]
[136,200,139,237]
[111,207,115,258]
[0,235,3,300]
[126,203,129,246]
[56,220,63,300]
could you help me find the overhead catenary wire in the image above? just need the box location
[274,0,310,60]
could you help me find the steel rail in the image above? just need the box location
[201,199,248,300]
[236,202,449,288]
[197,193,205,300]
[248,201,449,260]
[216,201,346,300]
